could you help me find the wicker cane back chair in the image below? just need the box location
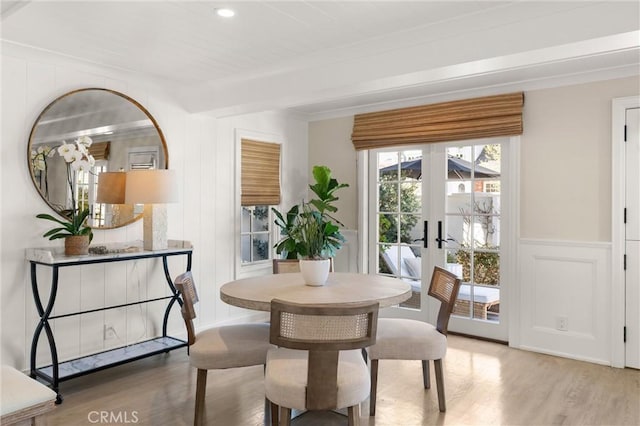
[368,266,461,414]
[265,299,379,426]
[272,258,335,274]
[272,259,302,274]
[175,272,272,426]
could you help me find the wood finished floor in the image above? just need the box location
[44,335,639,426]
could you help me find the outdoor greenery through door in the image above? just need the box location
[371,139,508,339]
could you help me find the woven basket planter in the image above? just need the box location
[64,235,90,256]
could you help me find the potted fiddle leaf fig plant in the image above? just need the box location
[273,165,348,285]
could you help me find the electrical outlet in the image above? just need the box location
[103,324,117,340]
[556,316,568,331]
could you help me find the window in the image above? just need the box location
[239,137,281,269]
[241,206,271,264]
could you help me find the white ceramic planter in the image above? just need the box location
[299,259,331,286]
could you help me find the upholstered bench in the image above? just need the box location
[1,365,57,426]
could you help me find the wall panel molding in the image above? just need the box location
[518,239,611,365]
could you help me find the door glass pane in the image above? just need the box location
[376,149,422,310]
[241,207,251,232]
[400,182,421,213]
[379,182,398,212]
[473,216,500,249]
[446,180,472,215]
[400,214,420,245]
[378,213,397,243]
[446,143,501,323]
[475,143,501,174]
[474,252,500,285]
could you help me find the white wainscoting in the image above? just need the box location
[518,239,612,365]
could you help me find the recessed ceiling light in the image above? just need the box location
[216,8,235,18]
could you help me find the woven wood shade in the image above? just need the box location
[351,92,524,150]
[241,139,281,206]
[88,141,110,160]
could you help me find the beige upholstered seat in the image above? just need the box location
[265,299,379,426]
[175,272,272,426]
[368,266,461,414]
[1,365,57,425]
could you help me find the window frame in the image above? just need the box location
[240,205,273,266]
[234,129,283,279]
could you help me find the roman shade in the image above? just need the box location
[88,141,110,160]
[351,92,524,150]
[241,139,281,206]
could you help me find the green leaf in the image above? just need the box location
[43,227,70,238]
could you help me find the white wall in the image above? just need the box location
[0,44,308,370]
[521,77,639,242]
[308,76,639,365]
[308,116,357,229]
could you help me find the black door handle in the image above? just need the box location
[435,220,454,248]
[412,221,428,248]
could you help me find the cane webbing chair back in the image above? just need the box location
[272,258,335,274]
[272,259,301,274]
[268,299,379,413]
[428,266,461,335]
[175,271,199,345]
[270,299,378,352]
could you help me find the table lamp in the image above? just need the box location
[96,172,127,204]
[124,169,178,250]
[96,171,132,227]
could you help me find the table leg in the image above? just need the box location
[29,263,62,403]
[161,253,191,337]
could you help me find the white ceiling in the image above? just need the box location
[2,1,639,119]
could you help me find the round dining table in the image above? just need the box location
[220,272,412,311]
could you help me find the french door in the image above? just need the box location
[369,138,511,341]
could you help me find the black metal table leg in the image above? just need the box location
[30,262,62,403]
[161,253,190,337]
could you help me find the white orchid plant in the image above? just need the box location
[36,136,95,242]
[31,145,55,197]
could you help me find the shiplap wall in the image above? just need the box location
[0,44,308,370]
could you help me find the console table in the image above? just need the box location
[26,240,193,404]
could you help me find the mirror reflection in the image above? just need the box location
[28,88,168,229]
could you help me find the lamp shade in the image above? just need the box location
[96,172,127,204]
[124,169,178,204]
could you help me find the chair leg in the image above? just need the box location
[348,404,360,426]
[194,369,208,426]
[280,407,291,426]
[422,360,430,389]
[434,359,446,412]
[269,400,279,425]
[370,359,379,416]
